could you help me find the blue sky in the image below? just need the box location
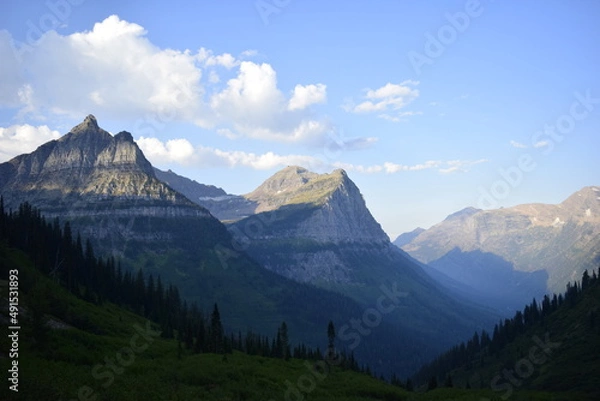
[1,0,599,239]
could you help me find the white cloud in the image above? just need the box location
[137,136,486,176]
[1,16,348,147]
[288,84,327,111]
[137,136,326,170]
[533,140,549,148]
[240,49,258,58]
[197,47,239,69]
[0,124,61,162]
[510,140,528,149]
[210,62,331,144]
[345,80,420,120]
[378,111,423,122]
[136,137,196,165]
[438,159,488,174]
[335,158,487,175]
[2,15,206,123]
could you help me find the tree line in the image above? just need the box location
[0,200,363,371]
[412,266,600,388]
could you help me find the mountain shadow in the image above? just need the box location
[428,248,548,313]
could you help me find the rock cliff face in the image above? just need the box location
[242,166,389,244]
[213,167,417,288]
[399,187,600,294]
[190,166,391,245]
[163,166,400,285]
[0,115,214,255]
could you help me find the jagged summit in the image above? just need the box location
[62,114,105,137]
[0,115,194,208]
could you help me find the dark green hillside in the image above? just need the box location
[0,201,433,378]
[0,207,579,401]
[413,267,600,400]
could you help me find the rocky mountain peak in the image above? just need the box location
[245,166,350,210]
[560,186,600,212]
[237,166,389,244]
[115,131,135,143]
[0,115,191,205]
[248,166,317,198]
[68,114,100,134]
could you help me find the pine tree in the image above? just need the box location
[280,322,290,360]
[582,269,590,290]
[327,320,336,358]
[210,303,224,353]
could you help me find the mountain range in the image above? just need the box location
[162,163,498,345]
[0,115,496,377]
[395,187,600,312]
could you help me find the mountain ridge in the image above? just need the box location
[0,115,468,377]
[399,187,600,296]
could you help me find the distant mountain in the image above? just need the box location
[393,227,425,248]
[154,167,227,200]
[399,188,600,299]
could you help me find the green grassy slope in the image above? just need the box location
[1,244,583,401]
[413,270,600,400]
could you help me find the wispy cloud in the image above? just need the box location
[334,158,488,175]
[510,140,528,149]
[137,136,487,175]
[137,136,327,170]
[343,80,420,121]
